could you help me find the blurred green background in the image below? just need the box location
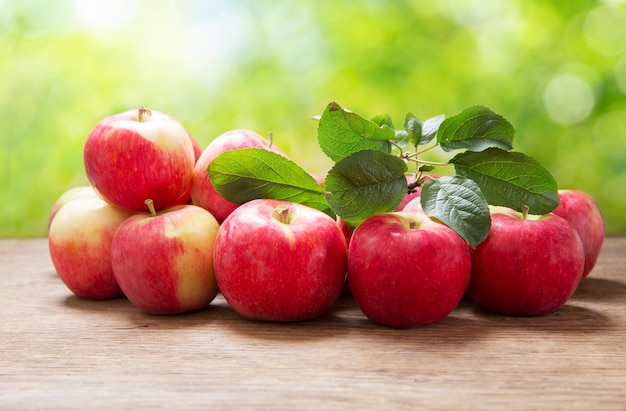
[2,0,625,237]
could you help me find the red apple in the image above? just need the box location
[348,212,471,328]
[190,129,286,223]
[83,106,197,212]
[111,201,220,315]
[552,189,605,277]
[401,195,425,213]
[213,199,348,322]
[395,174,438,211]
[396,188,421,211]
[48,196,136,299]
[468,207,585,316]
[48,185,99,229]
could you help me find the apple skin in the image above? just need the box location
[83,107,197,212]
[401,195,425,213]
[111,204,220,315]
[213,199,348,322]
[171,126,203,208]
[468,209,585,316]
[186,131,203,163]
[395,174,438,211]
[396,186,421,211]
[48,196,136,299]
[190,129,286,223]
[348,212,471,329]
[48,185,100,229]
[552,189,605,277]
[88,109,203,162]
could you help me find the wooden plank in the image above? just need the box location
[1,237,625,410]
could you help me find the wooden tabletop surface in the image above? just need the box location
[1,237,625,410]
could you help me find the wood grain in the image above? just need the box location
[1,237,625,410]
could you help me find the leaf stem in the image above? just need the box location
[416,143,440,156]
[414,159,452,166]
[389,140,405,154]
[407,172,422,191]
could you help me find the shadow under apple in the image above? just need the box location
[62,293,238,331]
[467,302,613,334]
[570,277,626,302]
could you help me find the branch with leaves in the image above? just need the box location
[208,102,560,248]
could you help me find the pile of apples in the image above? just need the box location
[48,107,606,329]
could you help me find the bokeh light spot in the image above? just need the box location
[543,74,595,125]
[74,0,138,31]
[615,55,626,94]
[583,5,626,56]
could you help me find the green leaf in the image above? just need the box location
[318,102,393,162]
[421,114,445,145]
[324,150,408,226]
[391,130,410,150]
[208,148,331,214]
[418,165,436,173]
[450,148,560,215]
[420,176,491,248]
[437,106,514,152]
[404,112,422,147]
[371,113,394,128]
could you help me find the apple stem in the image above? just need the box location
[273,205,291,224]
[145,199,157,217]
[521,204,529,220]
[138,106,152,122]
[267,132,275,149]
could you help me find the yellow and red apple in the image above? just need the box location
[111,202,220,315]
[48,196,135,299]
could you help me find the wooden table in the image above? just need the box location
[1,237,625,410]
